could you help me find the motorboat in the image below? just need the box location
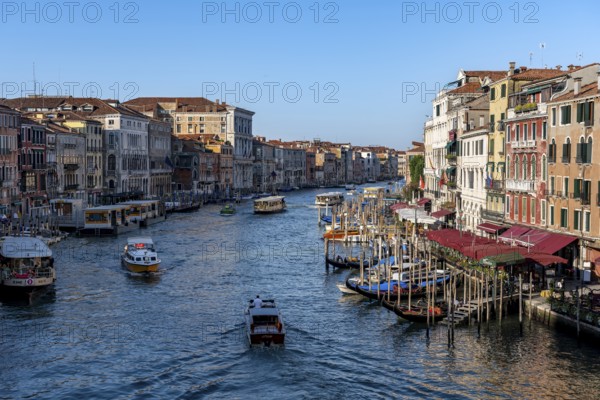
[315,192,344,206]
[121,237,161,273]
[0,236,55,296]
[245,298,285,346]
[220,204,236,216]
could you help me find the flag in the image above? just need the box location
[419,175,425,190]
[439,171,446,187]
[165,155,174,169]
[486,174,493,188]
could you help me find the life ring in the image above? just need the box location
[26,278,34,285]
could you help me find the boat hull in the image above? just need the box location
[248,332,285,346]
[381,299,447,322]
[122,258,160,273]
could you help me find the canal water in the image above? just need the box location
[1,188,599,399]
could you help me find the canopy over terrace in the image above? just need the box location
[481,252,525,268]
[499,226,578,255]
[396,208,439,225]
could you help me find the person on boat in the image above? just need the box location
[253,295,263,308]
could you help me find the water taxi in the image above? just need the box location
[220,204,236,216]
[245,298,285,346]
[0,236,55,295]
[121,237,161,273]
[254,196,286,214]
[315,192,344,206]
[344,184,356,191]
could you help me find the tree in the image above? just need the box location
[409,155,424,185]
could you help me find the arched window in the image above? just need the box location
[541,154,547,181]
[506,155,511,178]
[515,156,520,179]
[108,154,116,171]
[522,155,527,180]
[531,155,536,180]
[587,136,593,163]
[563,137,571,162]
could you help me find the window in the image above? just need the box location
[491,88,496,101]
[574,210,581,231]
[584,211,590,232]
[574,178,582,199]
[541,199,546,223]
[542,121,547,139]
[506,125,511,142]
[490,114,495,132]
[550,205,555,225]
[551,107,557,126]
[176,124,181,134]
[583,180,591,204]
[550,176,555,193]
[549,138,556,163]
[489,138,495,155]
[562,138,571,163]
[522,197,527,221]
[560,105,572,125]
[436,104,440,117]
[541,155,547,181]
[514,196,519,217]
[108,119,114,125]
[563,177,569,196]
[560,208,568,228]
[187,124,193,134]
[531,155,536,180]
[532,122,537,140]
[506,155,511,178]
[200,124,205,133]
[531,198,536,222]
[515,156,520,179]
[516,125,520,141]
[586,137,593,163]
[576,101,594,125]
[501,84,506,98]
[524,124,528,140]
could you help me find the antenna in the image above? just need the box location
[33,62,37,97]
[577,52,583,61]
[539,43,546,68]
[529,52,533,66]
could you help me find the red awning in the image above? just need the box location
[431,209,454,219]
[499,225,533,243]
[477,222,505,234]
[417,197,431,206]
[390,202,409,211]
[533,233,578,255]
[525,252,568,266]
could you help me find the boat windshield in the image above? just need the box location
[252,315,279,325]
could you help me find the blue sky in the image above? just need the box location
[1,0,599,150]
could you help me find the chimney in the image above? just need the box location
[508,61,516,76]
[215,99,220,105]
[574,77,582,96]
[568,64,575,71]
[556,65,562,70]
[519,66,527,72]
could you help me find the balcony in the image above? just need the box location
[65,163,80,171]
[505,179,535,192]
[447,181,457,190]
[511,140,537,150]
[32,163,47,170]
[2,180,13,188]
[445,154,457,165]
[486,180,504,192]
[482,209,504,223]
[64,184,80,191]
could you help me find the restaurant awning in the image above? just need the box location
[431,209,455,219]
[525,253,568,266]
[477,222,505,234]
[417,197,431,206]
[481,251,525,268]
[389,202,409,211]
[498,225,532,244]
[533,233,578,255]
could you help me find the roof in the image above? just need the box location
[476,222,505,234]
[0,237,52,258]
[512,68,566,81]
[431,209,455,219]
[481,252,525,267]
[254,196,285,202]
[448,81,484,95]
[126,237,155,245]
[464,70,506,81]
[550,82,599,103]
[1,97,148,119]
[124,97,228,113]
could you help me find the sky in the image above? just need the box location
[1,0,600,150]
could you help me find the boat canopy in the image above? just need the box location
[0,237,52,258]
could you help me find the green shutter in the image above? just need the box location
[574,179,581,197]
[577,103,584,123]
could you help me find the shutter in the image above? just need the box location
[586,141,592,163]
[562,143,568,161]
[577,103,584,123]
[574,179,580,198]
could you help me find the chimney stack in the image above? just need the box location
[574,77,582,96]
[568,64,575,71]
[508,61,516,76]
[519,66,527,72]
[556,65,562,70]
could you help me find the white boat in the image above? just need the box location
[315,192,344,206]
[337,280,360,295]
[244,298,285,346]
[121,237,161,273]
[345,184,356,190]
[254,196,286,214]
[0,236,55,295]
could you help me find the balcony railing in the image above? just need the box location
[511,140,537,149]
[505,179,535,192]
[482,209,504,222]
[486,180,504,191]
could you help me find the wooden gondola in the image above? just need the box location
[381,299,447,323]
[345,276,447,302]
[326,255,377,269]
